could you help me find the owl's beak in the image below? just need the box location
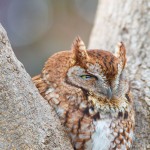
[107,88,112,100]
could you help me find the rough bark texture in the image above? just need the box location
[0,24,73,150]
[89,0,150,149]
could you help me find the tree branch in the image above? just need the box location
[0,24,73,150]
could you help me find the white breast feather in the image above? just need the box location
[91,119,114,150]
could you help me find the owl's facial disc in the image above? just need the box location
[69,37,127,101]
[67,66,112,100]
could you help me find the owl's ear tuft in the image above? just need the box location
[115,42,127,69]
[71,36,88,62]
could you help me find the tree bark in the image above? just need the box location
[0,24,73,150]
[89,0,150,149]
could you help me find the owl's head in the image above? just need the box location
[42,37,130,112]
[67,37,129,107]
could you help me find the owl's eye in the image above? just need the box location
[80,75,93,79]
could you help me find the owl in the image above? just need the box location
[32,37,135,150]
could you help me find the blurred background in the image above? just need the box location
[0,0,98,76]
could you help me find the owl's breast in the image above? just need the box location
[86,119,113,150]
[84,118,134,150]
[42,84,134,150]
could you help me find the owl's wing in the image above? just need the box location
[32,74,48,97]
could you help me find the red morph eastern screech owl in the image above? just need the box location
[32,37,135,150]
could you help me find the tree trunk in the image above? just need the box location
[89,0,150,149]
[0,24,73,150]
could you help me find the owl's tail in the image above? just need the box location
[32,74,48,96]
